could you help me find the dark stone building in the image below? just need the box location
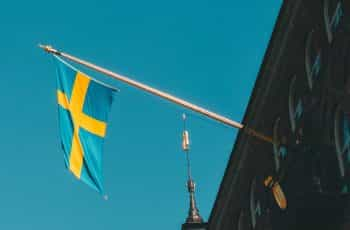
[187,1,350,230]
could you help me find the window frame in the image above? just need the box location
[237,210,247,230]
[334,105,349,178]
[288,75,304,133]
[273,118,287,173]
[305,30,322,90]
[249,178,261,229]
[273,117,281,172]
[324,0,343,43]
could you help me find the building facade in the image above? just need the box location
[207,1,350,229]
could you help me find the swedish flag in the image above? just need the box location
[55,56,115,193]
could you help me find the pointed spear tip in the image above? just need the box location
[38,43,50,51]
[38,44,60,55]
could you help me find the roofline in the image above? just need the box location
[208,0,293,226]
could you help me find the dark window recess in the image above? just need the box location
[325,29,350,97]
[305,30,322,90]
[345,44,350,94]
[250,178,262,230]
[237,210,249,230]
[273,117,288,172]
[334,105,350,193]
[324,0,343,43]
[288,75,304,133]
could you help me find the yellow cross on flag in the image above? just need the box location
[55,56,116,193]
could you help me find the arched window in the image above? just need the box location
[237,210,249,230]
[250,178,262,229]
[334,105,350,178]
[326,29,350,95]
[273,118,288,172]
[324,0,343,43]
[305,30,322,90]
[288,75,304,133]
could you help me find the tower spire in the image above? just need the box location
[182,114,203,224]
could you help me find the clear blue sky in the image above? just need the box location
[0,1,281,229]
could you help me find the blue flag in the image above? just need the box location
[55,56,115,193]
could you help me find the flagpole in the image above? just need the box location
[39,44,273,144]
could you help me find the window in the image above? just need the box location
[334,105,350,178]
[305,30,322,90]
[250,178,262,229]
[324,0,343,43]
[326,29,350,94]
[237,210,248,230]
[343,42,350,93]
[273,118,288,172]
[288,75,304,133]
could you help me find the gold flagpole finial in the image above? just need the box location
[38,44,61,55]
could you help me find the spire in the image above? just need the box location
[182,114,203,224]
[185,178,203,223]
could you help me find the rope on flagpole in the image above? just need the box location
[39,44,274,144]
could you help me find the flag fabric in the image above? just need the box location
[55,56,116,194]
